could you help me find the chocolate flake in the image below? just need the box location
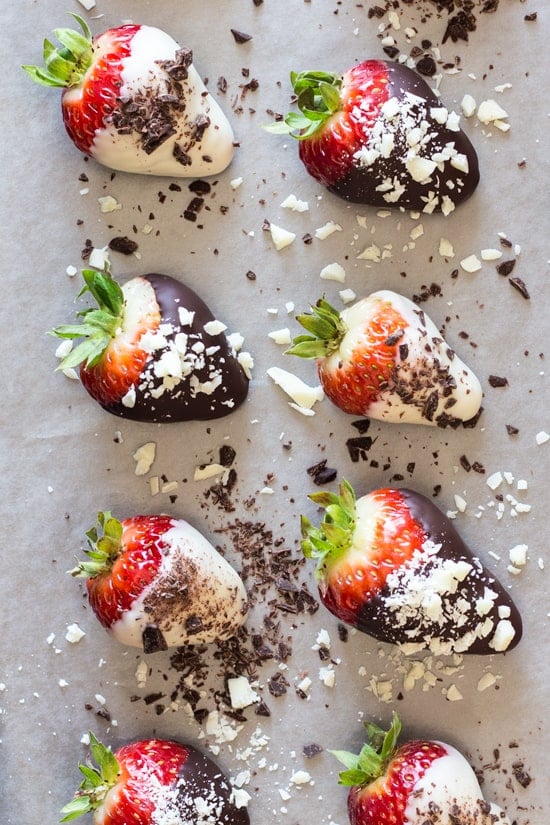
[488,375,509,388]
[307,459,338,486]
[509,277,530,300]
[496,259,516,276]
[109,236,139,255]
[231,29,253,43]
[142,624,168,654]
[303,743,324,758]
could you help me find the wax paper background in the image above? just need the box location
[0,0,548,823]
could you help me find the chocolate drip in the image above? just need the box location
[356,489,522,655]
[327,63,480,210]
[168,746,250,824]
[103,274,249,422]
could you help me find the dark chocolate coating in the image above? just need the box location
[103,274,249,422]
[326,62,480,209]
[354,489,522,655]
[168,746,250,824]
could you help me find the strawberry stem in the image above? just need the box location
[264,70,343,140]
[301,479,357,579]
[70,511,124,579]
[330,712,402,788]
[22,14,93,88]
[286,297,347,359]
[50,266,126,371]
[60,732,121,822]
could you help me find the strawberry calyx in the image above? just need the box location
[331,712,402,788]
[265,70,343,140]
[301,479,356,580]
[22,14,94,88]
[51,266,126,371]
[60,732,121,821]
[286,297,347,359]
[71,511,124,579]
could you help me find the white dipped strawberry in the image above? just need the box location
[332,713,511,825]
[23,15,235,177]
[288,291,482,427]
[72,512,248,652]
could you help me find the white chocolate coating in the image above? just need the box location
[110,519,248,648]
[404,743,510,824]
[89,26,235,176]
[329,290,482,425]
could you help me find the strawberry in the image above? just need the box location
[287,291,482,428]
[23,15,235,176]
[267,60,479,213]
[52,266,251,422]
[61,732,250,823]
[331,713,511,825]
[301,481,522,654]
[72,511,248,653]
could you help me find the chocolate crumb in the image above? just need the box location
[496,259,516,277]
[307,459,337,486]
[231,29,253,43]
[303,743,323,758]
[416,55,437,76]
[255,699,271,716]
[346,436,376,462]
[512,761,532,788]
[109,236,139,255]
[509,277,530,300]
[337,623,349,642]
[142,624,168,654]
[488,375,509,388]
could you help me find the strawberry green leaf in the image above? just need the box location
[70,512,124,579]
[60,796,93,822]
[300,480,357,578]
[50,267,126,371]
[286,298,347,359]
[265,69,343,140]
[330,712,403,788]
[22,14,94,89]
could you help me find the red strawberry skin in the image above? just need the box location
[96,739,250,825]
[317,299,409,416]
[101,739,186,825]
[299,60,390,187]
[348,740,446,825]
[320,488,426,627]
[87,515,174,629]
[62,25,139,154]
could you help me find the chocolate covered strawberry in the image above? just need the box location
[52,266,251,422]
[72,511,248,653]
[61,733,249,823]
[301,481,522,654]
[267,60,479,213]
[23,16,235,176]
[287,291,482,428]
[332,713,510,825]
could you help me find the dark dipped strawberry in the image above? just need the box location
[23,16,235,177]
[332,713,511,825]
[52,266,251,422]
[287,291,482,428]
[301,481,522,655]
[267,60,479,213]
[72,511,248,652]
[61,732,250,823]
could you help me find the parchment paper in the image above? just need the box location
[0,1,548,823]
